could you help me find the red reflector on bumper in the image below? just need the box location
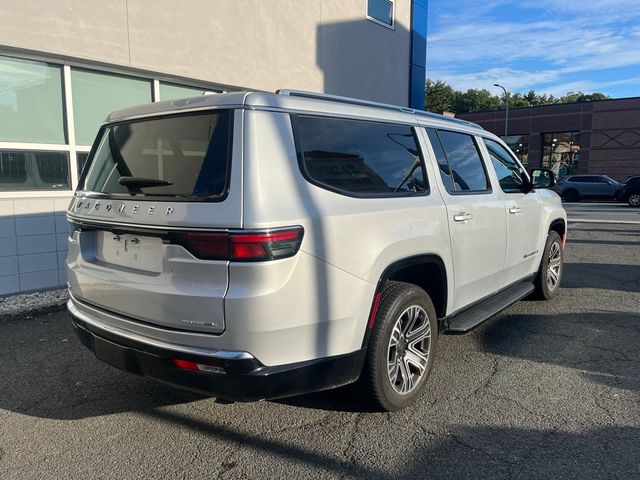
[172,358,226,374]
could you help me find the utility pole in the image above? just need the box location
[493,83,509,138]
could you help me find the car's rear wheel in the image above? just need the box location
[628,193,640,207]
[532,231,564,300]
[562,189,580,202]
[356,281,437,411]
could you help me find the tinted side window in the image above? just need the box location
[293,115,427,196]
[426,128,455,192]
[483,138,525,193]
[428,129,490,193]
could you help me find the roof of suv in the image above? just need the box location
[106,90,483,133]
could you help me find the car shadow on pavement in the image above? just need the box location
[562,262,640,293]
[481,310,640,392]
[0,309,371,419]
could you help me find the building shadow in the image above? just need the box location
[400,425,640,479]
[316,18,412,106]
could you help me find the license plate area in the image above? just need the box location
[95,231,163,273]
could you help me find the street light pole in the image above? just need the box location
[493,83,509,138]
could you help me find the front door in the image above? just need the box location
[480,138,543,287]
[424,128,507,312]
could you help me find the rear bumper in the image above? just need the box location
[69,307,366,402]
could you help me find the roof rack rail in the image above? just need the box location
[275,89,482,129]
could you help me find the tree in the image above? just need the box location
[424,79,455,113]
[450,88,501,114]
[424,79,610,114]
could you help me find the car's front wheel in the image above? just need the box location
[357,281,437,411]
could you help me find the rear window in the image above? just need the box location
[80,111,232,200]
[292,115,427,196]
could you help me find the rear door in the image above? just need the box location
[66,109,242,334]
[479,137,543,287]
[425,128,507,312]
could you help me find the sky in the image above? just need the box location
[425,0,640,98]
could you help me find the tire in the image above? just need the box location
[356,281,438,411]
[628,193,640,207]
[532,231,564,300]
[562,189,580,202]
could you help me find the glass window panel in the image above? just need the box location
[501,134,529,165]
[71,69,152,146]
[483,138,525,193]
[368,0,394,26]
[293,115,427,196]
[426,128,455,192]
[159,82,208,101]
[542,131,580,178]
[436,130,490,192]
[77,152,90,176]
[0,150,70,191]
[0,56,65,144]
[81,111,232,199]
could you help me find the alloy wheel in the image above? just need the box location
[629,194,640,207]
[387,305,431,394]
[547,241,562,291]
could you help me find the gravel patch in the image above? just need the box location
[0,288,69,319]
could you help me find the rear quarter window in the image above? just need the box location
[292,115,428,197]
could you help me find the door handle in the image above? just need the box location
[453,212,473,222]
[508,206,521,215]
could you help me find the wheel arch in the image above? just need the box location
[361,254,448,347]
[549,218,566,239]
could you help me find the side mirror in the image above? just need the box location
[530,168,555,189]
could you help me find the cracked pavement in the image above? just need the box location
[1,223,639,479]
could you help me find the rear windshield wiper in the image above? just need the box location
[118,176,173,188]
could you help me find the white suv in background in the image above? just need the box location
[66,90,566,411]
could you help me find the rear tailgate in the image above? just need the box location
[66,109,242,334]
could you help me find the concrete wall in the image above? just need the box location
[1,0,412,105]
[0,198,70,295]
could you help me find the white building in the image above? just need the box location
[0,0,428,295]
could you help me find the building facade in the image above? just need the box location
[0,0,428,295]
[459,97,640,181]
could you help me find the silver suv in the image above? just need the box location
[66,90,567,411]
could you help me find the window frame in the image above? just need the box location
[290,113,430,199]
[366,0,395,30]
[425,127,493,196]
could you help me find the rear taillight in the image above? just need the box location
[173,227,304,262]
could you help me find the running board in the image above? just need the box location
[444,281,534,334]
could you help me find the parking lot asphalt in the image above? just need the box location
[564,201,640,224]
[1,223,639,480]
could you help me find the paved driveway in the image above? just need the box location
[1,224,639,479]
